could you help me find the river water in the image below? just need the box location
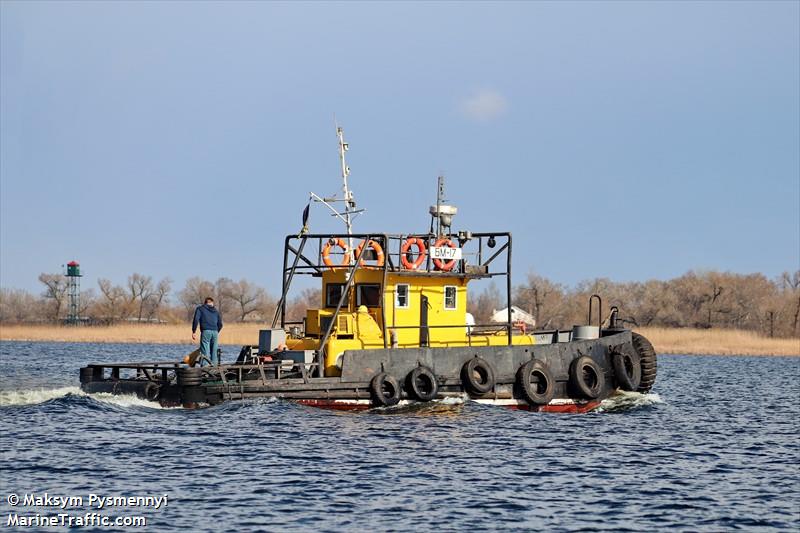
[0,341,798,531]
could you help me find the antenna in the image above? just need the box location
[308,122,365,262]
[429,175,457,237]
[337,124,354,234]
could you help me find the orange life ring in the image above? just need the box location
[432,238,457,271]
[354,239,385,267]
[400,237,427,270]
[322,238,350,268]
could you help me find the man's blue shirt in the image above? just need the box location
[192,304,223,333]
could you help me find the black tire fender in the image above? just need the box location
[370,372,401,407]
[612,351,641,392]
[570,355,605,399]
[144,382,161,401]
[461,357,495,395]
[631,332,657,392]
[79,367,94,384]
[406,366,439,402]
[516,359,555,405]
[177,367,203,386]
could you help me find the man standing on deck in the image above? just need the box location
[192,297,223,366]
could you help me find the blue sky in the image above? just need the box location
[1,1,798,294]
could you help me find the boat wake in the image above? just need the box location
[371,394,468,414]
[0,386,175,409]
[0,387,661,413]
[438,394,469,406]
[596,390,663,412]
[0,386,84,406]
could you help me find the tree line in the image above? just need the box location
[1,274,282,325]
[1,269,798,338]
[468,270,800,338]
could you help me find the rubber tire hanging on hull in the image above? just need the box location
[144,382,161,401]
[79,367,94,384]
[516,359,555,406]
[406,366,438,402]
[612,351,641,392]
[177,367,203,386]
[370,372,401,407]
[461,357,495,395]
[631,332,657,392]
[569,355,605,399]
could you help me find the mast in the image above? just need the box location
[309,123,365,263]
[337,125,354,238]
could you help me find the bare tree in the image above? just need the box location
[257,291,279,322]
[145,278,172,321]
[127,273,155,322]
[778,271,800,336]
[0,288,40,323]
[79,288,96,319]
[221,279,267,322]
[703,273,726,328]
[780,271,800,291]
[468,283,503,324]
[38,273,68,322]
[285,288,321,323]
[178,277,216,319]
[211,278,233,318]
[627,280,676,327]
[96,279,129,322]
[515,272,566,329]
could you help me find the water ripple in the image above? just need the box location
[1,342,799,531]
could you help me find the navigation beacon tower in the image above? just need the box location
[66,260,82,325]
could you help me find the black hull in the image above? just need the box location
[79,330,654,411]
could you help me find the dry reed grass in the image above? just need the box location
[0,323,797,356]
[636,327,799,356]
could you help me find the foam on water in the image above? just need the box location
[0,386,656,413]
[370,394,468,414]
[0,386,84,406]
[596,390,664,412]
[0,386,176,409]
[88,391,179,409]
[438,394,469,405]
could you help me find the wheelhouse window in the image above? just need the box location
[326,283,349,308]
[444,286,457,310]
[395,284,409,309]
[356,284,381,308]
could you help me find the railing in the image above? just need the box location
[272,232,515,376]
[86,361,182,382]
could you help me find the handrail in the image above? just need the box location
[284,232,510,273]
[275,231,515,356]
[380,244,389,349]
[87,362,181,368]
[506,233,513,344]
[388,323,514,330]
[272,235,309,328]
[588,294,602,329]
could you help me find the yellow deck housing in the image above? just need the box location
[286,268,534,376]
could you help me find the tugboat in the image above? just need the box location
[79,127,657,412]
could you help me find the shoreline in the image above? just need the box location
[0,323,798,356]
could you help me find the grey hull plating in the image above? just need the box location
[79,330,645,410]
